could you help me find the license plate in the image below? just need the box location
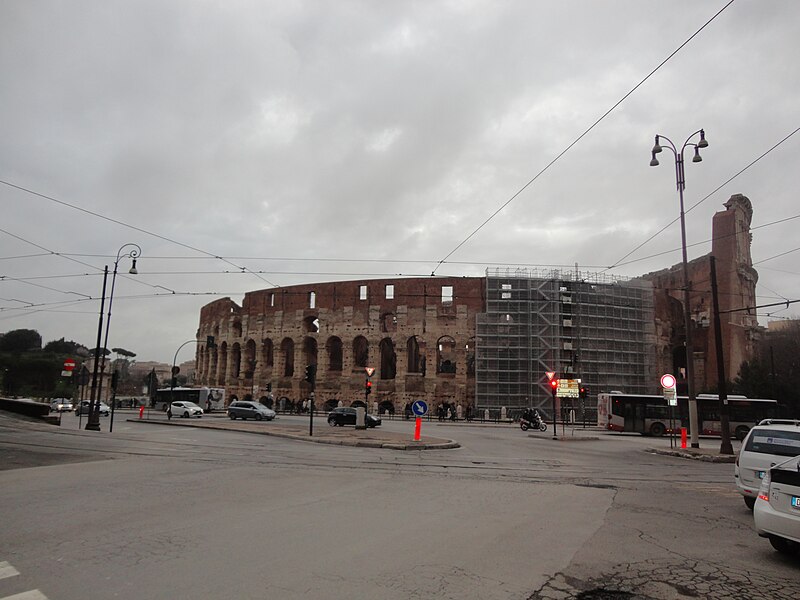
[792,497,800,509]
[757,471,766,479]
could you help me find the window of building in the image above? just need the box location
[441,285,453,303]
[359,285,368,301]
[269,293,275,307]
[385,284,394,300]
[309,291,316,309]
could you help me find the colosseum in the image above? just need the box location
[196,277,484,415]
[195,194,761,417]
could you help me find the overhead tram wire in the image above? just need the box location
[603,125,800,273]
[428,1,735,276]
[0,179,279,289]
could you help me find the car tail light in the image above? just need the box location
[757,471,771,502]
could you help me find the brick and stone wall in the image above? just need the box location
[196,277,484,413]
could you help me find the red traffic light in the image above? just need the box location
[549,379,558,389]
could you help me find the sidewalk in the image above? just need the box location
[128,416,459,450]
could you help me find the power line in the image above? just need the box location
[0,179,280,288]
[429,0,735,275]
[605,125,800,271]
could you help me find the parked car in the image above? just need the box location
[753,454,800,555]
[227,401,276,421]
[169,401,204,418]
[50,398,73,412]
[735,419,800,510]
[327,406,381,428]
[75,400,111,416]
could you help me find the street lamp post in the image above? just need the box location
[85,244,141,431]
[650,129,708,449]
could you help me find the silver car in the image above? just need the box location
[75,400,110,416]
[228,401,276,421]
[735,420,800,510]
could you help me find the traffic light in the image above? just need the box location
[579,386,586,399]
[549,378,558,397]
[206,335,216,349]
[304,364,317,384]
[365,379,372,395]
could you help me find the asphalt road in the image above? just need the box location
[0,411,797,600]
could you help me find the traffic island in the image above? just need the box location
[129,417,460,450]
[646,446,736,463]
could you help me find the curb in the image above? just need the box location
[646,448,736,463]
[126,418,459,450]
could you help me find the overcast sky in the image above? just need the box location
[1,0,798,365]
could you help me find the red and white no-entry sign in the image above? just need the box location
[660,374,676,390]
[63,359,76,371]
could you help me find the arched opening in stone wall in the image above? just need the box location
[261,338,273,368]
[672,345,688,395]
[231,343,242,379]
[466,337,476,377]
[281,338,295,377]
[244,339,256,379]
[218,342,228,386]
[437,336,457,374]
[208,345,218,384]
[303,315,320,333]
[232,321,243,337]
[353,336,368,369]
[302,337,318,372]
[381,312,397,333]
[259,395,273,408]
[324,398,340,411]
[379,400,395,415]
[380,337,397,380]
[407,336,422,373]
[326,336,343,371]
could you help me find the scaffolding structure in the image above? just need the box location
[476,268,657,419]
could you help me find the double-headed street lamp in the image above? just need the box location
[85,243,141,431]
[649,129,708,449]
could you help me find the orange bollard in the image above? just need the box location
[139,405,145,419]
[414,417,422,441]
[681,427,687,449]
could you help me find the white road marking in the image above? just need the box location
[0,562,19,580]
[1,591,49,600]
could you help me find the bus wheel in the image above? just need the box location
[735,425,749,441]
[650,422,666,437]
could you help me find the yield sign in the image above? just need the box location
[365,367,375,377]
[545,371,556,381]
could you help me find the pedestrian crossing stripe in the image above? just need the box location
[0,563,19,581]
[1,592,48,600]
[0,561,49,600]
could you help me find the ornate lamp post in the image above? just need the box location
[649,129,708,448]
[86,243,141,431]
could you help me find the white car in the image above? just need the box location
[753,454,800,555]
[169,401,204,418]
[735,420,800,510]
[50,398,73,412]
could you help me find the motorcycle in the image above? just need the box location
[520,413,547,432]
